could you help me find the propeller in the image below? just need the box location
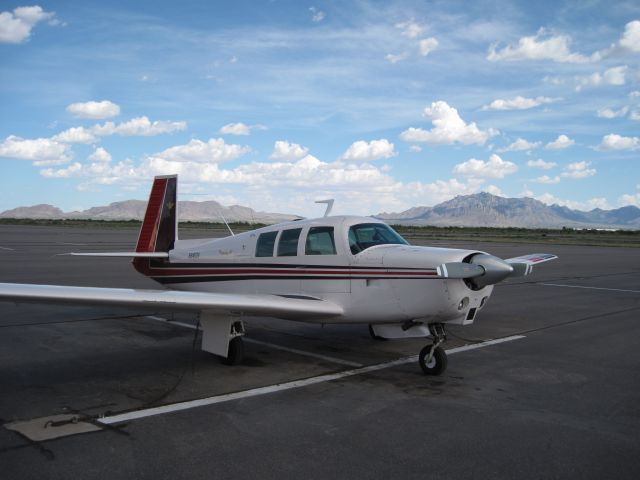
[438,252,557,288]
[438,254,514,288]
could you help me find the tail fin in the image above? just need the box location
[135,175,178,253]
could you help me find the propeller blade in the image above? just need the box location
[437,262,485,279]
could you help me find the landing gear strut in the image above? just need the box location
[419,323,448,376]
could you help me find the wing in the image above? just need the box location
[505,253,558,277]
[0,283,343,321]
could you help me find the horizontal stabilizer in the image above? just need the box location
[437,262,485,279]
[64,252,169,258]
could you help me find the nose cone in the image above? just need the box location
[470,254,514,287]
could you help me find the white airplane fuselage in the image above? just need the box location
[135,215,493,328]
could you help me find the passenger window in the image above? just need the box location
[255,231,278,257]
[277,228,302,256]
[305,227,337,255]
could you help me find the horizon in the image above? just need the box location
[3,190,639,218]
[1,1,639,217]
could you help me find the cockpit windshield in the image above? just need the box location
[348,223,409,254]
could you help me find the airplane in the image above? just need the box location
[0,175,557,376]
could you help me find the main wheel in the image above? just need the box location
[368,324,388,341]
[221,337,244,365]
[418,344,447,375]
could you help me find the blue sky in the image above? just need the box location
[1,0,639,217]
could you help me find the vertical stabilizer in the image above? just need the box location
[135,175,177,253]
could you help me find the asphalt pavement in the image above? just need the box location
[1,224,639,479]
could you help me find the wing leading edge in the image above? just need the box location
[506,253,558,277]
[0,283,343,321]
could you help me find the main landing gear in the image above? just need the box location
[200,313,245,366]
[221,335,244,365]
[419,323,448,376]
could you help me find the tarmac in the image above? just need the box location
[0,224,639,479]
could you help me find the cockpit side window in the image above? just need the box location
[348,223,408,254]
[305,227,336,255]
[255,231,278,257]
[277,228,302,256]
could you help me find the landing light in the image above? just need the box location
[458,297,469,311]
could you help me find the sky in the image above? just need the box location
[1,0,639,217]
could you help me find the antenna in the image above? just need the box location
[315,199,334,217]
[217,209,235,236]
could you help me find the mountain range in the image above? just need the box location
[376,192,640,229]
[0,200,300,224]
[1,193,639,229]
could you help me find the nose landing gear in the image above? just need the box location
[419,323,448,376]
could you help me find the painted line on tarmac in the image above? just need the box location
[244,338,363,368]
[145,315,363,368]
[539,283,640,294]
[98,334,525,425]
[0,246,14,251]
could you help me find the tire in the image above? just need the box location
[419,345,447,376]
[221,337,244,365]
[368,324,388,341]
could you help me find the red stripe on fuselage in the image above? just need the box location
[144,267,438,277]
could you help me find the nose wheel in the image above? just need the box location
[419,323,448,375]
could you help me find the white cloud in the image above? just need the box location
[487,29,590,63]
[218,122,266,136]
[482,96,558,111]
[409,145,422,153]
[535,193,610,210]
[152,138,251,163]
[340,139,396,162]
[575,66,627,91]
[499,138,541,152]
[527,159,557,169]
[88,147,112,163]
[593,20,640,60]
[219,122,250,135]
[619,20,640,52]
[453,154,517,179]
[36,139,491,215]
[66,100,120,119]
[395,21,425,39]
[52,127,97,144]
[546,134,575,150]
[309,7,325,23]
[92,116,186,136]
[484,185,505,197]
[561,161,595,179]
[630,110,640,121]
[269,140,309,162]
[400,101,498,145]
[385,52,408,64]
[0,5,54,44]
[533,175,560,184]
[620,191,640,207]
[597,133,640,151]
[41,162,83,178]
[418,37,438,56]
[597,106,629,119]
[0,135,71,165]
